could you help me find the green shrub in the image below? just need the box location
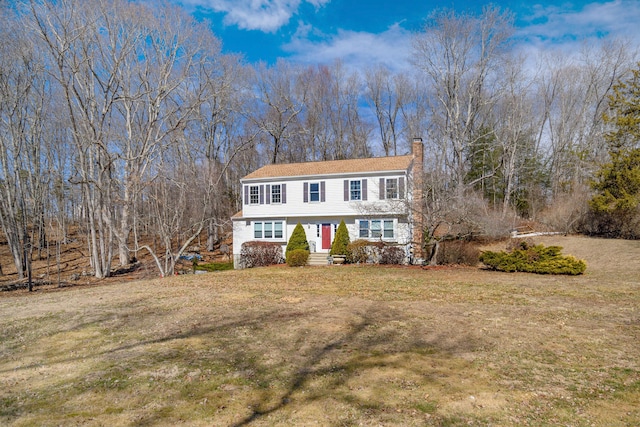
[286,222,309,255]
[479,241,586,275]
[330,220,350,257]
[195,261,234,272]
[286,249,309,267]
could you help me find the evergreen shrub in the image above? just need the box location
[330,220,350,257]
[286,249,309,267]
[286,222,309,256]
[479,241,586,275]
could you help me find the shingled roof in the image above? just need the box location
[242,154,413,180]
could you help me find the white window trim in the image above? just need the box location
[386,178,399,200]
[309,182,321,203]
[253,220,285,240]
[271,184,281,204]
[358,219,396,240]
[249,185,259,205]
[350,180,362,201]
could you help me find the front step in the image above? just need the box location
[307,252,330,266]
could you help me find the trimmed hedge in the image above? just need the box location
[480,241,586,275]
[347,239,382,263]
[345,240,405,265]
[286,249,310,267]
[380,246,405,265]
[195,261,234,272]
[240,241,283,268]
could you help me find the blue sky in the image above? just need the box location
[175,0,640,70]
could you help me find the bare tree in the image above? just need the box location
[251,60,308,164]
[491,58,538,216]
[535,40,635,200]
[28,0,229,276]
[364,65,407,156]
[0,4,51,286]
[412,6,514,199]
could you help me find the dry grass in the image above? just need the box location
[1,235,639,426]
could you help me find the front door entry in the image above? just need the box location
[321,224,332,250]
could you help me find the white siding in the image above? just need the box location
[233,170,414,268]
[241,173,408,219]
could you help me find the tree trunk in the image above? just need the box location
[206,222,217,251]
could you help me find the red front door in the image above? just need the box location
[322,224,332,250]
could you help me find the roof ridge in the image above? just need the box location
[242,154,414,180]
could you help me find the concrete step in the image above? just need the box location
[307,252,330,266]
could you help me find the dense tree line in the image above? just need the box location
[0,0,638,279]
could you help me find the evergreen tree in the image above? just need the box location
[286,222,309,255]
[330,220,350,256]
[589,63,640,238]
[602,64,640,152]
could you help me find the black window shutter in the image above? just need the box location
[282,183,287,204]
[303,182,309,203]
[362,179,368,201]
[259,185,264,204]
[244,185,248,205]
[379,178,385,200]
[266,185,271,204]
[344,180,349,201]
[399,177,405,198]
[320,181,326,202]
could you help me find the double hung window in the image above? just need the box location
[309,183,320,202]
[350,180,361,201]
[385,179,398,199]
[249,186,259,204]
[271,184,281,204]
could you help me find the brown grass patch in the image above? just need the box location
[0,235,639,426]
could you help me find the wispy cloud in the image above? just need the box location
[284,23,413,73]
[282,1,640,73]
[518,0,640,47]
[178,0,329,32]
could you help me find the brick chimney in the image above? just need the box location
[411,137,424,263]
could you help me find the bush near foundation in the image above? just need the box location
[380,246,405,265]
[347,239,382,264]
[240,241,283,268]
[286,222,309,255]
[480,241,586,275]
[330,220,351,257]
[286,248,309,267]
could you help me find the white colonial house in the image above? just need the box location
[232,138,425,267]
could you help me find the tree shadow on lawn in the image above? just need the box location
[2,300,482,425]
[228,302,480,426]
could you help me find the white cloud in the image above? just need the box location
[283,23,413,73]
[179,0,330,32]
[518,0,640,47]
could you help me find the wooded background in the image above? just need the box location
[1,0,639,279]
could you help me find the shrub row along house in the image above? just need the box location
[232,138,425,267]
